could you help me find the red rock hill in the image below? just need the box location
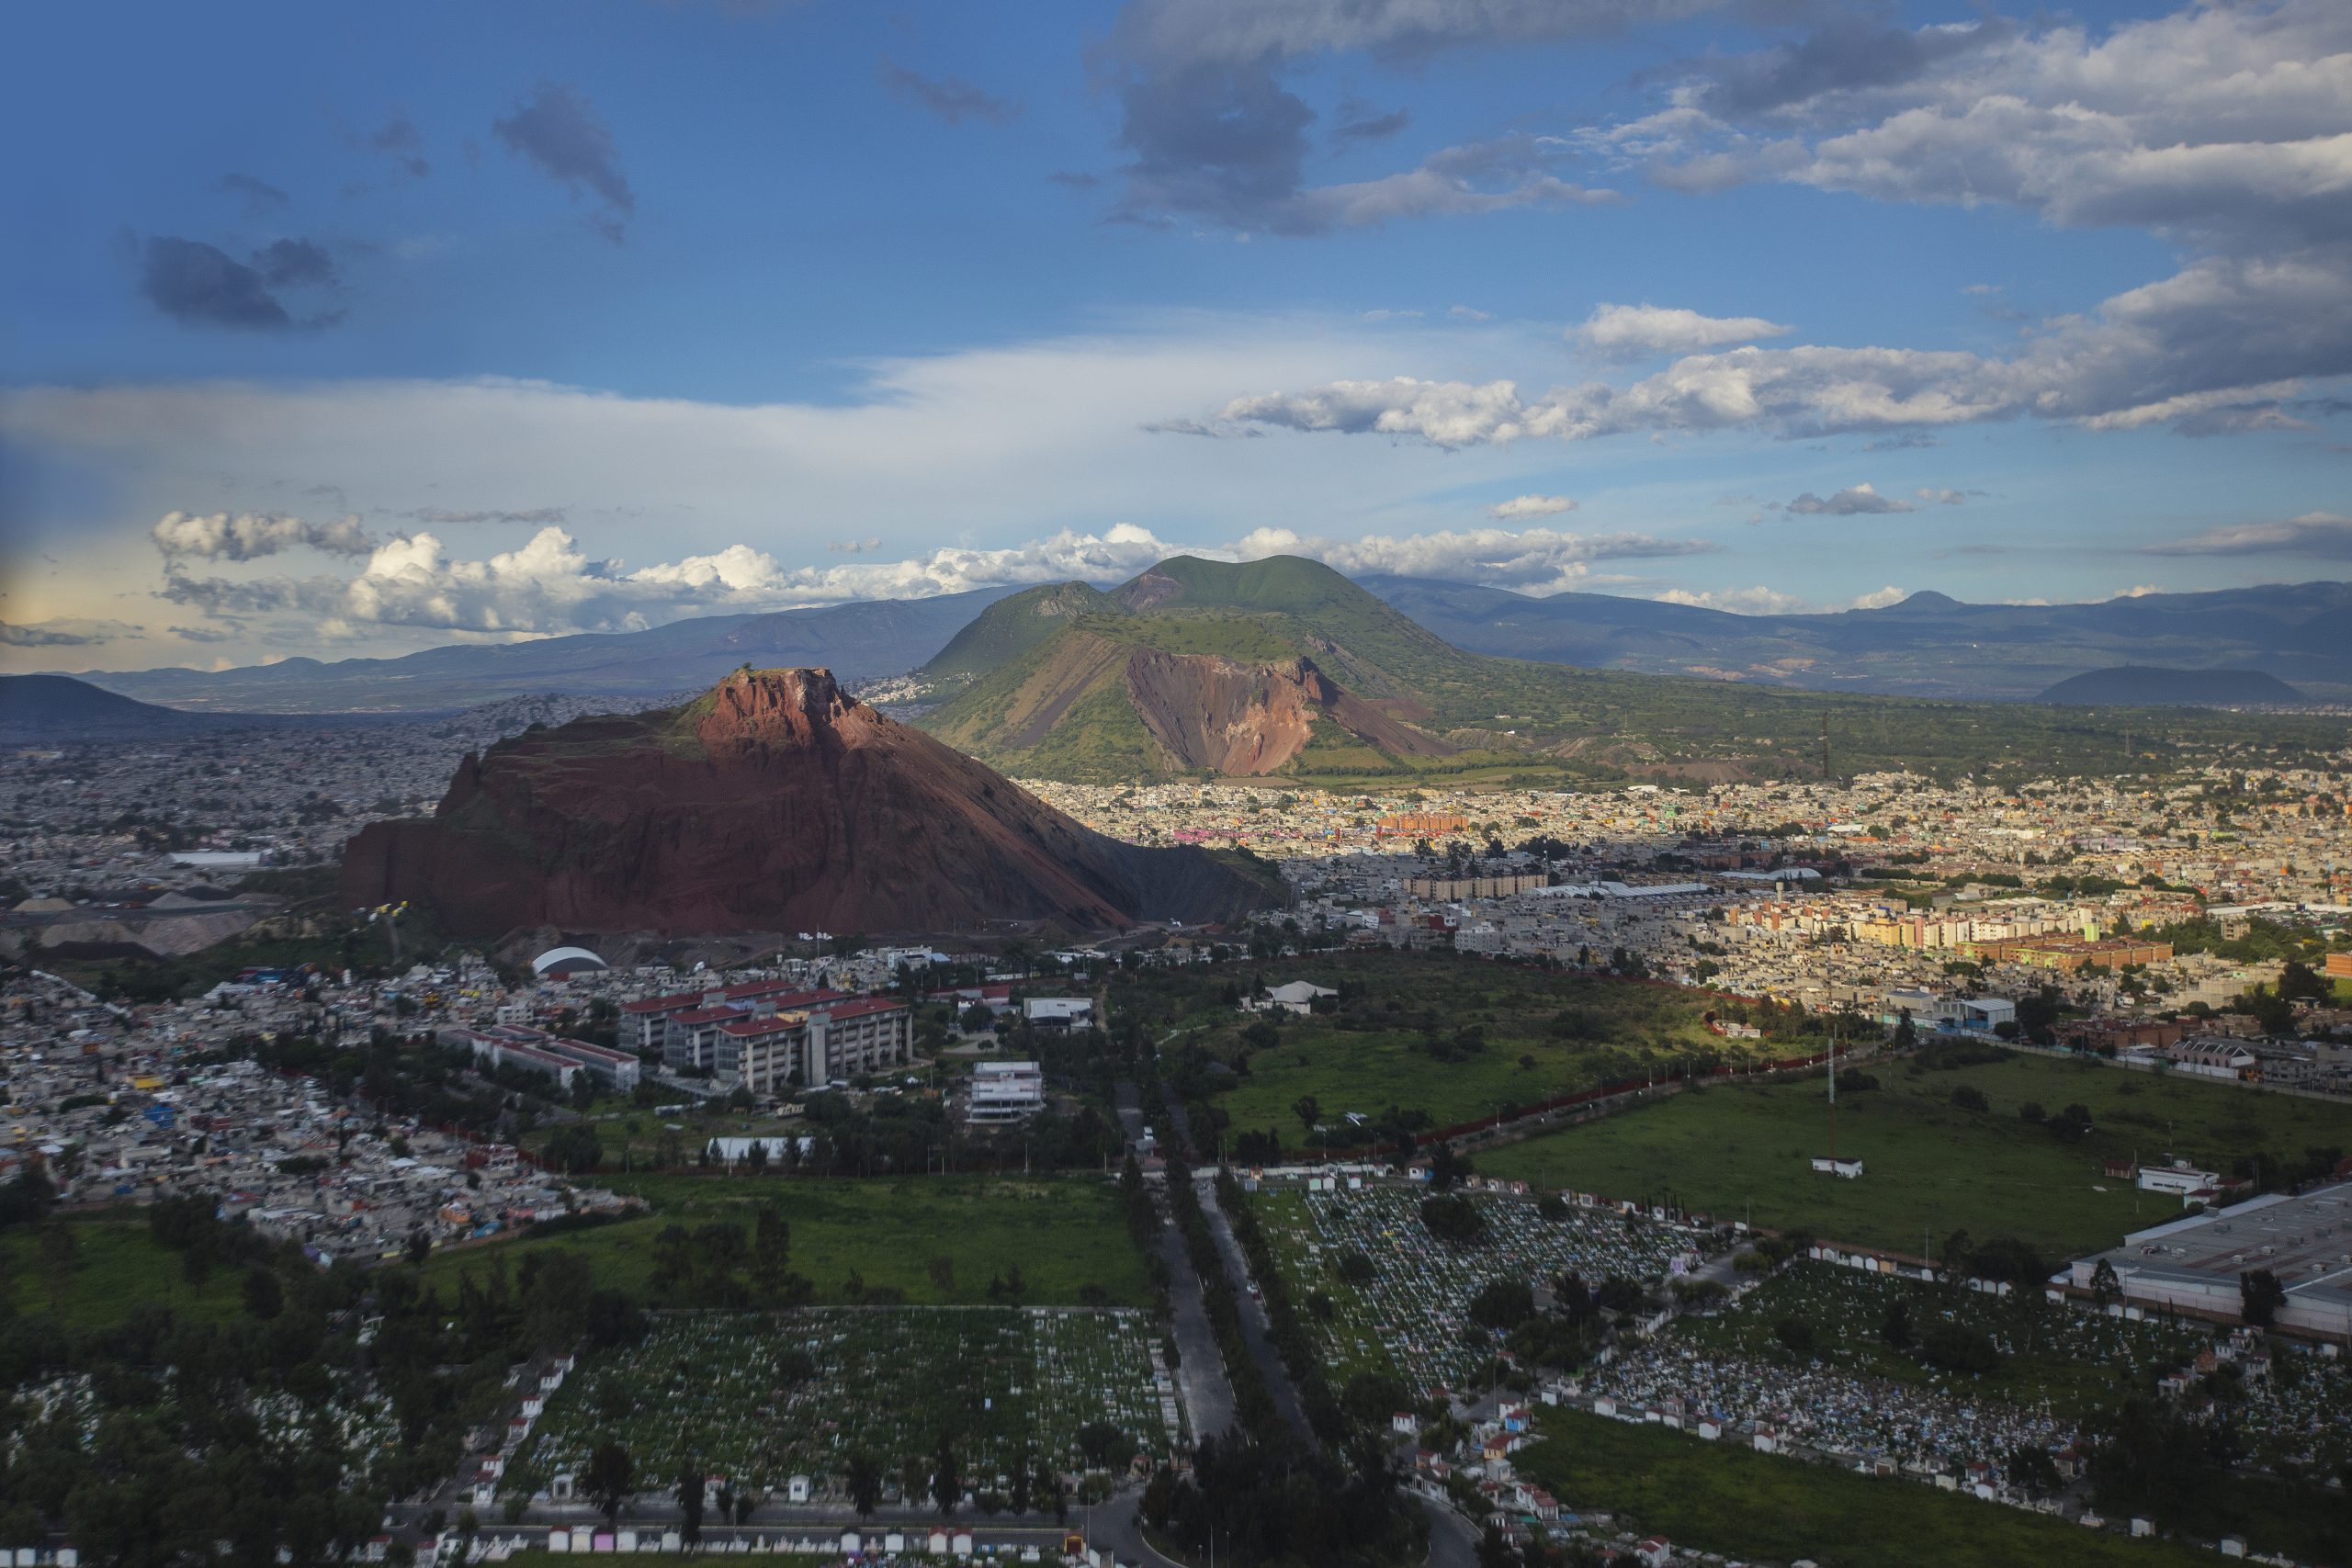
[340,668,1277,937]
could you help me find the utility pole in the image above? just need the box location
[1826,1024,1838,1159]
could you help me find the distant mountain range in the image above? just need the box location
[1358,578,2352,702]
[0,673,341,740]
[2035,666,2307,706]
[65,586,1023,715]
[46,573,2352,718]
[909,557,2346,787]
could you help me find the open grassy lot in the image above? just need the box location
[0,1213,245,1326]
[1134,953,1755,1138]
[421,1176,1150,1307]
[1479,1051,2352,1257]
[1521,1407,2223,1568]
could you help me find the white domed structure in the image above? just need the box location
[531,945,609,978]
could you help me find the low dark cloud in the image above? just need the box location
[2144,513,2352,557]
[1784,482,1915,515]
[1113,56,1315,229]
[139,237,292,330]
[409,506,568,525]
[157,574,339,615]
[253,237,337,288]
[216,172,288,211]
[1332,102,1411,146]
[168,625,236,643]
[365,112,432,178]
[1101,0,1700,231]
[494,84,636,242]
[1683,17,2010,119]
[877,60,1021,126]
[0,617,135,647]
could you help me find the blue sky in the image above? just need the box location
[4,0,2348,671]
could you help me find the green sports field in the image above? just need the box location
[1478,1051,2352,1257]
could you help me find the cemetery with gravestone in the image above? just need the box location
[1679,1259,2211,1418]
[1248,1184,1703,1393]
[515,1307,1182,1502]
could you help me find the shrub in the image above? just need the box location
[1419,1193,1487,1246]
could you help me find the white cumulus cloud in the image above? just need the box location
[1655,585,1813,615]
[1486,494,1577,520]
[1230,525,1712,595]
[1573,303,1793,358]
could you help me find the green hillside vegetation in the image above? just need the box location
[915,556,2347,788]
[1478,1051,2352,1256]
[921,581,1120,681]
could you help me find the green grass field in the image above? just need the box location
[1520,1407,2232,1568]
[421,1176,1150,1306]
[0,1213,245,1326]
[1142,953,1743,1136]
[1479,1052,2352,1257]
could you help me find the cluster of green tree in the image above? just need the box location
[1867,1297,2002,1374]
[2165,915,2335,967]
[1164,1151,1285,1440]
[1914,1038,2018,1072]
[1936,1228,2055,1287]
[1216,1169,1346,1444]
[2005,1099,2098,1144]
[644,1205,814,1307]
[0,1169,54,1231]
[1140,1427,1422,1568]
[1418,1192,1487,1247]
[233,1030,553,1143]
[0,1192,645,1562]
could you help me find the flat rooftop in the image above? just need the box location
[2087,1180,2352,1313]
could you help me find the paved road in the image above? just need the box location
[1193,1175,1312,1441]
[1115,1082,1236,1441]
[1408,1493,1479,1568]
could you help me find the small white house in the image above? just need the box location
[1023,998,1095,1030]
[1253,981,1339,1016]
[1810,1156,1864,1179]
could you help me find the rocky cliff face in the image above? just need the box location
[341,668,1277,937]
[1124,650,1453,775]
